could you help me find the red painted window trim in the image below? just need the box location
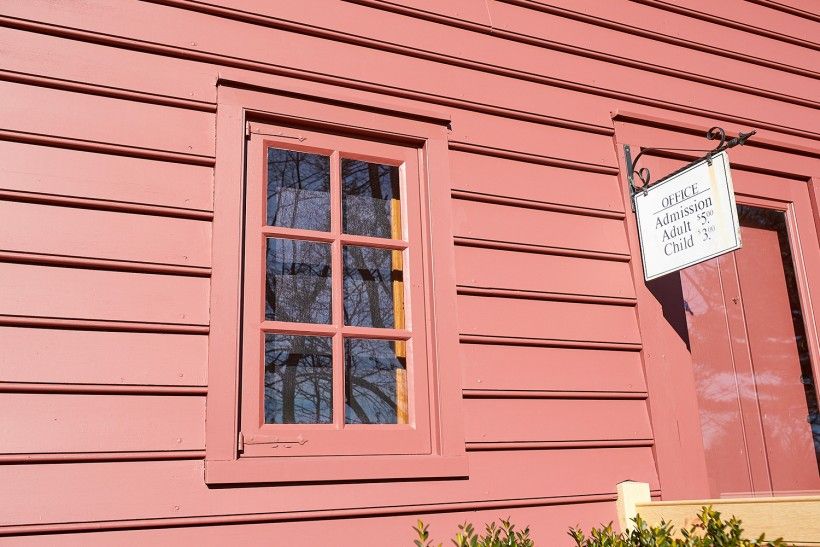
[206,80,467,484]
[241,128,430,456]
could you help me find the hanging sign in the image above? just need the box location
[634,150,741,281]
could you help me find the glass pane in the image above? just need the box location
[267,148,330,231]
[735,206,819,481]
[344,338,408,424]
[343,245,404,328]
[266,238,331,324]
[342,159,401,239]
[265,334,332,424]
[683,204,820,496]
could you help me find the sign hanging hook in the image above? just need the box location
[624,126,756,207]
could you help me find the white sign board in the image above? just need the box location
[634,151,741,281]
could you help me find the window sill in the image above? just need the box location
[204,454,468,485]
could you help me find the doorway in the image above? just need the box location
[681,188,820,497]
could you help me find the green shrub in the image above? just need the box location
[413,518,534,547]
[568,506,787,546]
[412,507,787,546]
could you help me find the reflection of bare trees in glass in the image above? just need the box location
[267,149,330,231]
[265,334,332,424]
[341,159,406,423]
[265,239,331,324]
[345,339,406,424]
[262,148,407,426]
[343,246,399,328]
[342,159,399,238]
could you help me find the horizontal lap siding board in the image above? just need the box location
[450,151,626,214]
[0,80,214,157]
[452,199,630,255]
[0,25,216,104]
[458,295,640,344]
[191,0,818,89]
[655,0,819,44]
[20,506,590,546]
[0,140,213,212]
[383,0,494,25]
[0,503,620,546]
[0,201,211,267]
[455,246,636,299]
[0,263,209,325]
[187,0,819,111]
[767,0,819,12]
[0,449,659,525]
[485,0,818,90]
[460,345,646,393]
[0,394,204,453]
[0,328,207,386]
[450,114,616,166]
[537,0,818,73]
[0,16,611,133]
[4,1,819,138]
[464,398,652,443]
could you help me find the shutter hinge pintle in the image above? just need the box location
[237,432,244,453]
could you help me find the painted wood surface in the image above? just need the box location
[0,200,211,267]
[0,80,214,157]
[450,151,626,214]
[454,245,636,299]
[463,398,652,443]
[0,449,659,524]
[0,394,205,454]
[0,140,213,211]
[0,263,209,325]
[460,344,646,393]
[0,327,207,386]
[0,0,817,544]
[0,502,616,546]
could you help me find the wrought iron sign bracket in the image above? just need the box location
[623,126,756,210]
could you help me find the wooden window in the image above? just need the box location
[206,81,467,484]
[240,128,430,457]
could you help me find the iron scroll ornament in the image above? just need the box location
[624,126,756,204]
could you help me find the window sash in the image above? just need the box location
[239,127,432,457]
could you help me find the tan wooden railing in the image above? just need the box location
[616,481,820,546]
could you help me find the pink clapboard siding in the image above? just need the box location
[0,0,817,544]
[452,198,630,256]
[0,393,204,454]
[0,140,213,211]
[0,263,209,325]
[454,245,636,299]
[457,295,640,344]
[449,151,626,214]
[0,200,211,267]
[0,500,619,547]
[460,344,646,393]
[463,398,652,443]
[0,80,214,158]
[0,449,659,524]
[0,327,207,386]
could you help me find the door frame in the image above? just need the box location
[612,111,820,500]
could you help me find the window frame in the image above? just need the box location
[241,127,430,457]
[205,80,467,484]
